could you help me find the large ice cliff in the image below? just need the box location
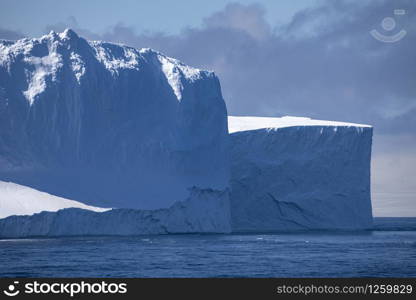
[228,116,373,231]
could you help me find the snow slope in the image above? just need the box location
[0,187,231,237]
[0,30,228,209]
[0,181,108,219]
[229,116,373,231]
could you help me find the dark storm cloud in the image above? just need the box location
[44,0,416,135]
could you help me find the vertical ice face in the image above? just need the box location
[228,116,373,231]
[0,30,229,209]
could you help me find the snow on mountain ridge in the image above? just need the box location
[157,53,203,101]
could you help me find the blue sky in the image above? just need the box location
[0,0,415,216]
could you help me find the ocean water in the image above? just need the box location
[0,218,415,277]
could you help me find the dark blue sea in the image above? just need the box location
[0,218,415,277]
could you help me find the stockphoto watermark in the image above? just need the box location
[370,9,407,43]
[2,280,127,297]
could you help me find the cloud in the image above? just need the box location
[202,3,271,40]
[0,28,25,40]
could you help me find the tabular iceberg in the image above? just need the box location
[229,116,373,231]
[0,30,374,237]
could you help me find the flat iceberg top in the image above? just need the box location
[228,116,372,133]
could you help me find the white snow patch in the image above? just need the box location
[0,181,109,219]
[157,53,202,101]
[158,55,183,100]
[0,39,33,67]
[58,28,76,40]
[93,44,140,73]
[70,52,85,83]
[23,52,62,105]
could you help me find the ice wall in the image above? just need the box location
[229,116,373,231]
[0,187,231,237]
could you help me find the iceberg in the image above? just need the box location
[0,29,229,210]
[229,116,373,231]
[0,31,374,237]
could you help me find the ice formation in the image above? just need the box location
[0,31,374,236]
[0,187,231,237]
[229,116,373,231]
[0,29,229,210]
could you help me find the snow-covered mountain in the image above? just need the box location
[0,29,229,209]
[229,116,373,231]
